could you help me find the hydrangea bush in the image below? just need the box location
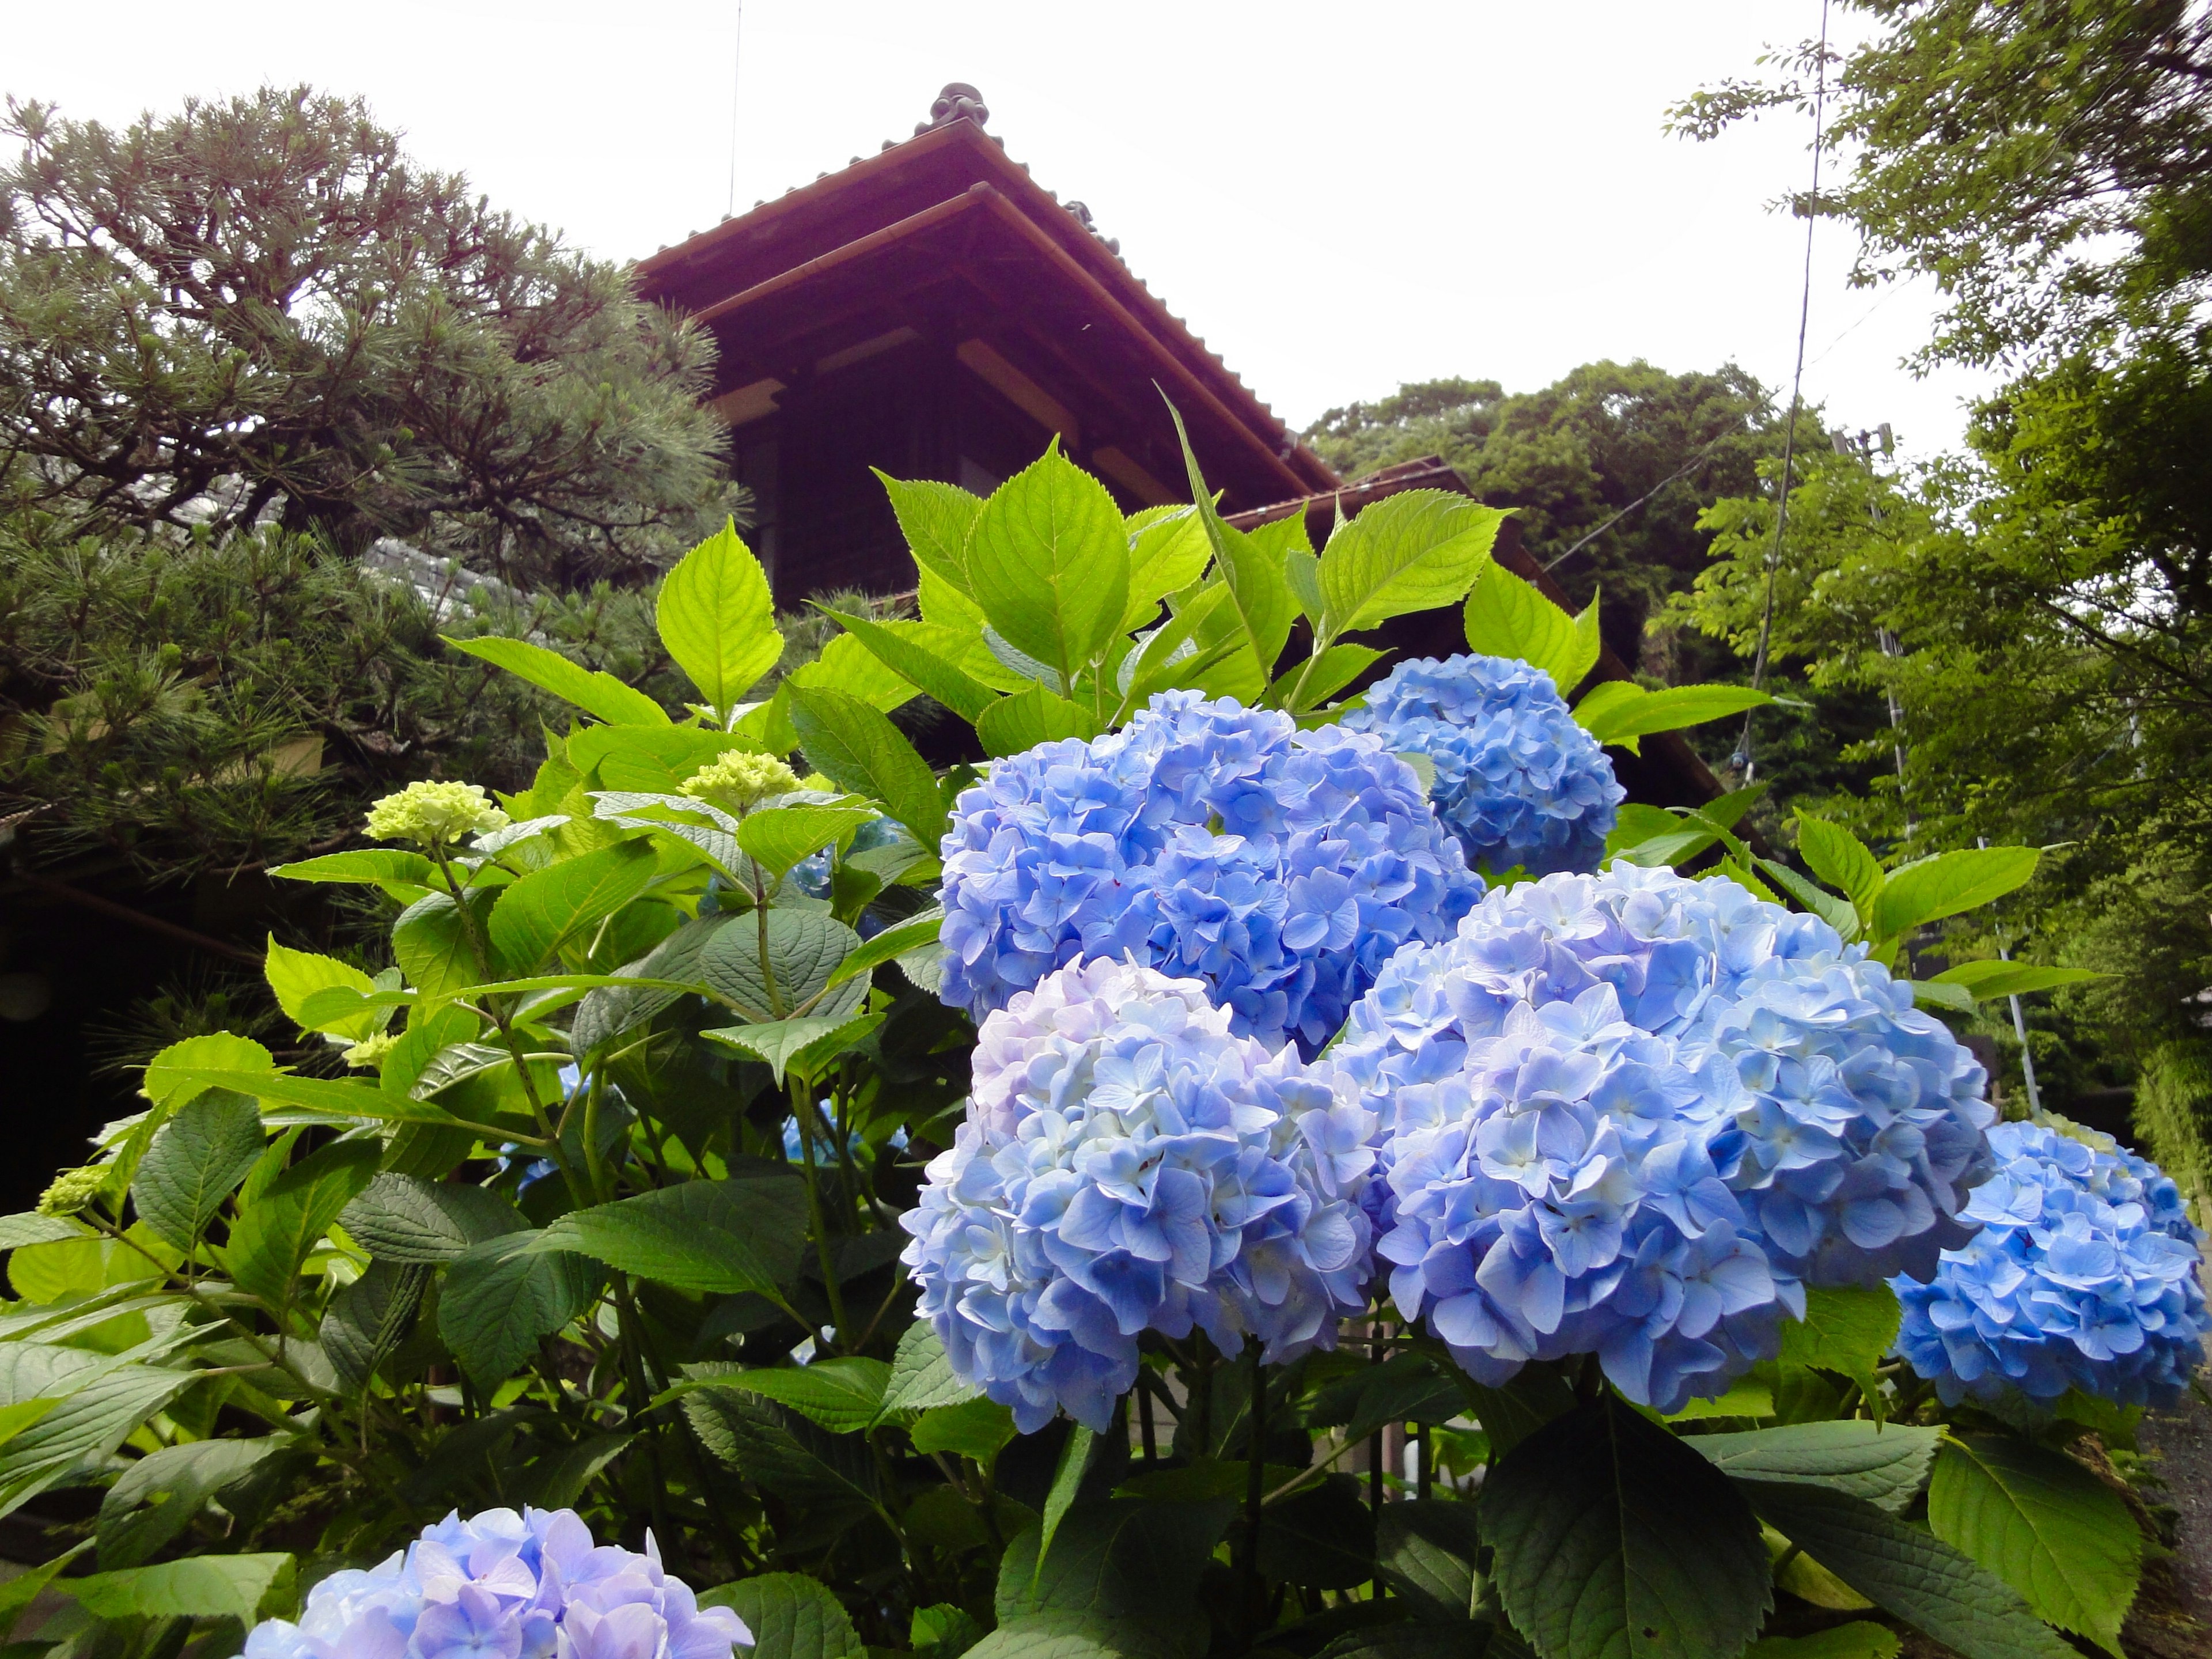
[1894,1119,2210,1407]
[0,442,2180,1659]
[938,691,1483,1054]
[1340,653,1624,876]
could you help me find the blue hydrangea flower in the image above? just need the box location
[1327,865,1995,1408]
[234,1508,745,1659]
[782,1100,908,1164]
[938,692,1482,1054]
[1340,654,1624,877]
[900,956,1379,1431]
[1893,1120,2209,1408]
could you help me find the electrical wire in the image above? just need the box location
[1736,0,1833,782]
[726,2,746,222]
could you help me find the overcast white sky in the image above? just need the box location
[9,0,1995,456]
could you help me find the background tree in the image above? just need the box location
[0,86,743,586]
[1304,359,1778,667]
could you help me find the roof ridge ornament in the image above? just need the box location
[919,83,989,134]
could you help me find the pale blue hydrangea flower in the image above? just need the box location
[1893,1120,2209,1408]
[1340,654,1624,877]
[938,692,1482,1055]
[1327,865,1995,1408]
[235,1509,745,1659]
[900,956,1378,1431]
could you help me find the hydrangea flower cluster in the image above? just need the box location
[238,1506,747,1659]
[364,782,509,847]
[900,956,1378,1431]
[1340,654,1624,877]
[1323,864,1994,1410]
[1893,1120,2209,1407]
[939,691,1483,1055]
[680,751,801,813]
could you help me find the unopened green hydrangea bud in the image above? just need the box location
[37,1165,107,1217]
[364,781,510,846]
[340,1031,400,1069]
[681,752,799,815]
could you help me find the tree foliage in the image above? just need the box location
[0,87,742,585]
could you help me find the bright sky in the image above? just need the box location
[10,0,1995,457]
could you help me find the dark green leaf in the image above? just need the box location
[540,1174,809,1295]
[701,1573,865,1659]
[571,914,732,1055]
[1743,1627,1898,1659]
[340,1175,531,1263]
[1259,1474,1376,1590]
[1738,1480,2074,1659]
[1377,1498,1484,1621]
[0,1363,199,1518]
[1691,1421,1940,1512]
[1036,1423,1100,1585]
[699,908,862,1021]
[1458,1367,1577,1460]
[224,1138,381,1308]
[438,1230,603,1388]
[1926,1433,2140,1655]
[884,1321,982,1412]
[320,1259,432,1392]
[97,1437,285,1569]
[695,1359,891,1434]
[132,1090,265,1249]
[984,1498,1236,1659]
[66,1552,294,1626]
[1309,1353,1467,1446]
[0,1214,91,1250]
[826,907,941,991]
[1479,1392,1771,1659]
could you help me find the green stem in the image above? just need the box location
[792,1078,850,1346]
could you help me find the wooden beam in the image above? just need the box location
[689,186,993,331]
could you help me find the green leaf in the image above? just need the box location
[1739,1479,2075,1659]
[1479,1391,1771,1659]
[98,1437,285,1568]
[983,1498,1234,1659]
[132,1090,266,1249]
[1462,559,1580,687]
[0,1363,200,1518]
[393,889,493,1000]
[1457,1368,1577,1460]
[1577,682,1772,750]
[1792,816,1885,915]
[224,1138,381,1308]
[785,684,948,847]
[1929,960,2101,999]
[541,1175,809,1295]
[340,1174,530,1263]
[321,1258,431,1392]
[1308,1352,1467,1446]
[657,518,783,712]
[821,609,998,724]
[569,724,762,794]
[269,849,435,888]
[700,1571,866,1659]
[264,940,380,1038]
[1926,1433,2140,1655]
[1664,1378,1775,1421]
[1691,1422,1941,1512]
[1036,1423,1100,1586]
[1165,407,1296,677]
[737,805,874,877]
[158,1066,467,1129]
[1756,858,1863,942]
[438,1230,603,1387]
[783,634,919,714]
[0,1544,89,1639]
[1870,846,2040,941]
[910,1396,1017,1463]
[1321,489,1504,634]
[685,1390,880,1519]
[964,447,1130,684]
[1744,1627,1899,1659]
[0,1214,92,1250]
[975,684,1100,757]
[700,1359,892,1434]
[1779,1287,1902,1406]
[699,908,862,1021]
[912,1603,988,1659]
[825,907,941,991]
[1124,507,1216,631]
[879,471,984,594]
[67,1552,294,1626]
[1271,644,1387,713]
[1260,1475,1377,1592]
[446,634,669,726]
[1911,978,1979,1013]
[703,1013,882,1085]
[488,839,660,976]
[143,1032,274,1108]
[884,1321,982,1412]
[1376,1498,1484,1620]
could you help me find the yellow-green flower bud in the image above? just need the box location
[37,1165,107,1217]
[363,781,510,846]
[340,1031,400,1070]
[680,752,800,815]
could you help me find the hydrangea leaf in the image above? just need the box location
[1479,1392,1771,1659]
[1375,1498,1484,1620]
[825,907,941,992]
[1779,1288,1900,1404]
[339,1174,529,1264]
[1690,1421,1940,1512]
[1927,960,2101,999]
[270,848,438,889]
[1462,559,1577,684]
[1319,488,1503,634]
[1868,845,2040,941]
[486,839,659,978]
[1306,1352,1465,1446]
[819,609,999,724]
[1165,407,1295,676]
[1791,815,1885,915]
[1257,1474,1377,1590]
[974,684,1100,757]
[568,725,762,796]
[142,1032,275,1108]
[437,1232,604,1388]
[444,634,668,727]
[131,1090,266,1251]
[97,1436,287,1569]
[65,1552,294,1626]
[222,1138,381,1309]
[878,471,984,596]
[1739,1479,2077,1659]
[698,909,861,1022]
[735,805,874,878]
[702,1013,882,1086]
[656,518,782,714]
[394,890,493,1000]
[1926,1433,2140,1656]
[909,1396,1017,1464]
[700,1358,892,1435]
[540,1175,809,1296]
[1123,506,1215,632]
[963,446,1130,685]
[263,941,381,1039]
[884,1321,982,1413]
[320,1259,431,1395]
[1743,1626,1899,1659]
[983,1498,1237,1659]
[700,1572,866,1659]
[785,684,946,847]
[0,1363,200,1520]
